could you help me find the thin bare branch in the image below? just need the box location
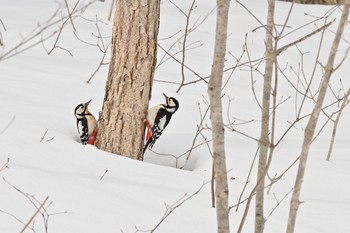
[64,0,78,32]
[326,88,350,160]
[0,116,15,137]
[0,158,10,172]
[276,21,333,56]
[137,182,208,233]
[20,197,49,233]
[235,147,259,212]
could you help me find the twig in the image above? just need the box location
[326,88,350,160]
[266,173,277,195]
[230,155,300,211]
[3,178,68,233]
[100,169,108,180]
[0,158,10,172]
[265,188,293,221]
[78,16,111,83]
[158,30,182,41]
[46,0,80,55]
[64,0,78,32]
[221,40,247,91]
[0,116,16,137]
[148,139,212,169]
[20,196,49,233]
[276,21,333,56]
[39,129,55,142]
[158,44,206,84]
[0,209,27,226]
[157,40,202,68]
[176,0,196,93]
[86,42,110,83]
[0,18,6,46]
[40,129,49,142]
[235,0,267,33]
[186,103,210,161]
[108,0,115,21]
[0,0,96,61]
[156,2,214,91]
[235,147,259,212]
[46,136,55,142]
[0,18,6,31]
[137,182,208,233]
[226,126,259,142]
[333,45,350,71]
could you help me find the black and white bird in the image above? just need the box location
[74,99,97,145]
[143,93,179,154]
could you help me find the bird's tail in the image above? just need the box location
[143,137,152,156]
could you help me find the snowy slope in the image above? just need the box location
[1,0,350,233]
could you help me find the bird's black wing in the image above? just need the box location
[151,107,171,141]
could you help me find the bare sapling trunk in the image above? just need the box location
[95,1,160,160]
[208,0,230,233]
[286,2,350,233]
[255,0,275,233]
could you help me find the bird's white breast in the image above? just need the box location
[86,114,97,135]
[147,104,163,127]
[77,121,84,135]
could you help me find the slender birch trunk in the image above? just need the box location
[286,2,350,233]
[255,1,275,233]
[95,0,160,160]
[208,0,230,232]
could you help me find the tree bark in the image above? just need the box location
[95,0,160,160]
[286,2,350,233]
[255,1,275,233]
[208,0,230,233]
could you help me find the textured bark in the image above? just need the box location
[95,0,160,160]
[286,2,350,233]
[208,0,230,233]
[255,1,275,233]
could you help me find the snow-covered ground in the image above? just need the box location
[1,0,350,232]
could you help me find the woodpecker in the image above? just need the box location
[74,99,97,145]
[143,93,179,155]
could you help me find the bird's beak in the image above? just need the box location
[86,99,92,106]
[163,93,169,102]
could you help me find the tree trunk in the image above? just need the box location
[255,1,275,233]
[286,2,350,233]
[208,0,230,233]
[95,0,160,160]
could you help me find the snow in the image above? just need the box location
[1,0,350,232]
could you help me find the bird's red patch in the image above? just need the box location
[87,128,98,145]
[145,120,152,141]
[146,128,152,141]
